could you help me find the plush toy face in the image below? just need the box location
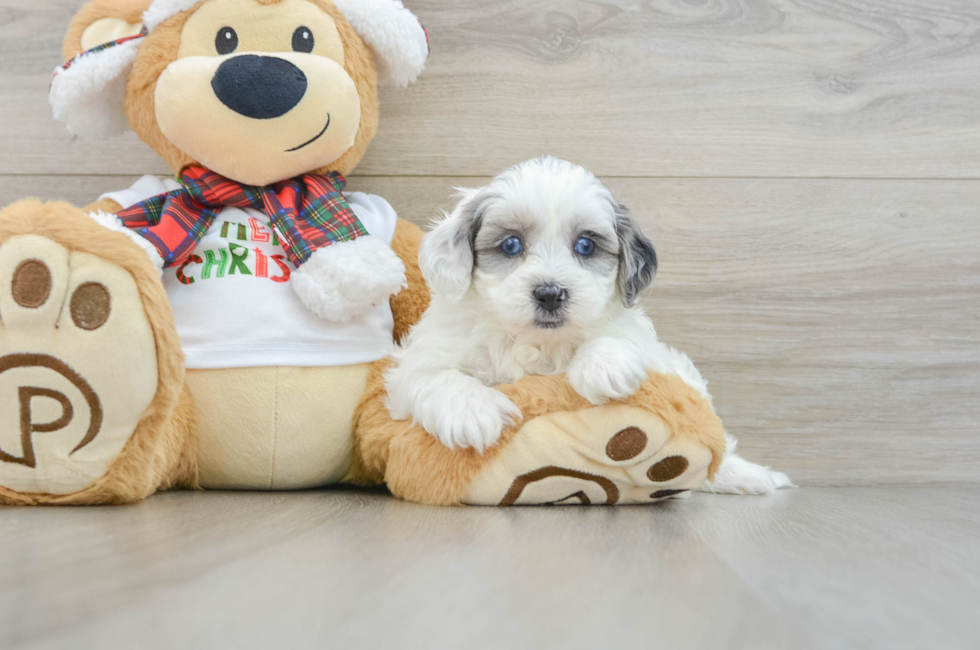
[156,0,362,185]
[53,0,434,186]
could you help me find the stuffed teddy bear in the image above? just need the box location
[0,0,736,506]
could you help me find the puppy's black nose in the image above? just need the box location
[533,284,569,312]
[211,55,307,119]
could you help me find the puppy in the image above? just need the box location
[386,157,792,494]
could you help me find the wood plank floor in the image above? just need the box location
[1,487,979,650]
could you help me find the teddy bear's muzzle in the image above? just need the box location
[155,51,362,186]
[211,55,308,120]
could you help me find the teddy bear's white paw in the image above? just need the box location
[567,338,648,405]
[413,374,522,453]
[292,235,407,322]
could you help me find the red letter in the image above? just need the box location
[253,248,268,278]
[176,254,203,285]
[249,217,270,243]
[270,255,291,283]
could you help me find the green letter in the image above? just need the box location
[201,248,229,279]
[228,243,253,276]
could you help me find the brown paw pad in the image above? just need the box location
[12,259,52,308]
[605,426,648,461]
[647,455,689,482]
[499,466,620,506]
[0,354,103,469]
[651,489,689,500]
[70,282,111,331]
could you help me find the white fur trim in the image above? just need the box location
[143,0,202,32]
[88,211,164,276]
[292,235,406,322]
[333,0,428,87]
[50,38,142,139]
[49,0,200,139]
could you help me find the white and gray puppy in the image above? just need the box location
[386,157,791,494]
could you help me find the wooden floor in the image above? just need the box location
[0,487,978,650]
[1,0,979,647]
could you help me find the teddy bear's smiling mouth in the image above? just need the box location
[285,113,331,152]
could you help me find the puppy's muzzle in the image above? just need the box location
[211,55,308,120]
[532,283,569,313]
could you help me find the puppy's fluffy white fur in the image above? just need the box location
[386,157,792,495]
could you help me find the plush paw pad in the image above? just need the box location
[0,235,158,495]
[464,404,713,506]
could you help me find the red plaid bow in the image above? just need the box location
[115,166,368,268]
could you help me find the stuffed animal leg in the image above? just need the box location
[350,362,726,506]
[0,199,431,505]
[0,200,198,505]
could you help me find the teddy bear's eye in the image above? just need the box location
[215,27,238,55]
[292,26,315,53]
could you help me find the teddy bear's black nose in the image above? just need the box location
[211,55,307,120]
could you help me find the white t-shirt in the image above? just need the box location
[102,175,397,370]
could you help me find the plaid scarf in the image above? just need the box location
[116,166,367,268]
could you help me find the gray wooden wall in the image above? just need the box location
[1,0,978,486]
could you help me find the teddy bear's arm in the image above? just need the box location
[387,218,430,344]
[81,196,165,275]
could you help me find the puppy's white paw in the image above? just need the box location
[567,338,648,405]
[416,379,522,453]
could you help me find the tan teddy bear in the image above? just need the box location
[0,0,735,507]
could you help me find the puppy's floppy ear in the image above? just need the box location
[615,203,658,308]
[419,189,489,303]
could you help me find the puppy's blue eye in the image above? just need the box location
[500,236,523,256]
[574,237,595,257]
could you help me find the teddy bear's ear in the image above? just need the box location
[333,0,429,87]
[78,18,146,52]
[50,0,156,140]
